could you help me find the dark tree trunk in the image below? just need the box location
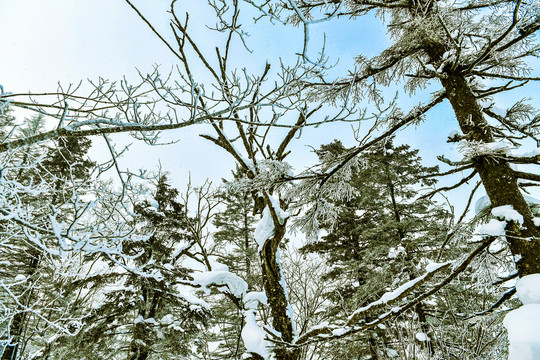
[368,332,381,359]
[439,72,540,276]
[416,6,540,276]
[385,160,437,356]
[1,314,21,360]
[260,220,300,360]
[127,289,160,360]
[2,252,40,360]
[415,302,435,356]
[244,193,252,280]
[128,342,149,360]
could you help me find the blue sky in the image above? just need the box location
[0,0,175,90]
[0,0,230,185]
[0,0,393,185]
[1,0,538,210]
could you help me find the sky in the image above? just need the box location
[0,0,396,186]
[0,0,233,185]
[1,0,538,209]
[0,0,175,89]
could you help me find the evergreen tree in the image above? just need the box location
[0,115,96,360]
[204,170,261,360]
[39,136,94,204]
[0,114,44,360]
[213,170,259,287]
[302,139,452,358]
[0,106,15,140]
[50,175,208,360]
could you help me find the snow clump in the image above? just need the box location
[241,311,272,359]
[244,291,268,310]
[160,314,174,325]
[388,246,406,259]
[492,205,524,226]
[254,207,275,252]
[478,219,506,237]
[515,274,540,305]
[254,196,289,252]
[192,270,248,298]
[479,205,525,237]
[475,195,540,215]
[503,274,540,359]
[14,274,27,282]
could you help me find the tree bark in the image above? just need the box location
[412,0,540,276]
[244,192,252,281]
[2,252,40,360]
[1,314,21,360]
[439,72,540,276]
[260,220,300,360]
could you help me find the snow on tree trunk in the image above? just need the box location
[428,52,540,277]
[255,199,299,360]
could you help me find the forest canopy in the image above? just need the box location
[1,0,540,359]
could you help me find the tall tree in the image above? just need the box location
[240,1,540,354]
[302,139,452,358]
[1,0,538,358]
[255,0,540,276]
[204,170,262,359]
[49,175,209,360]
[213,170,259,288]
[1,114,96,360]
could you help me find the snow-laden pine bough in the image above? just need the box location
[2,0,540,358]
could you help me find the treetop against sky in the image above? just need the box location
[1,1,540,359]
[1,0,537,263]
[0,1,538,215]
[0,0,473,186]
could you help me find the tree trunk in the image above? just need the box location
[1,314,21,360]
[417,11,540,276]
[385,160,436,356]
[368,331,381,359]
[128,340,149,360]
[2,252,40,360]
[244,193,252,281]
[260,220,300,360]
[383,160,405,241]
[439,72,540,276]
[415,301,435,356]
[127,289,160,360]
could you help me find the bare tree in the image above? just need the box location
[118,2,508,359]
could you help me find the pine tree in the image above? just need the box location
[51,175,208,360]
[302,139,452,358]
[0,115,96,360]
[39,136,94,204]
[213,171,259,287]
[0,105,15,139]
[204,170,261,360]
[0,115,42,360]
